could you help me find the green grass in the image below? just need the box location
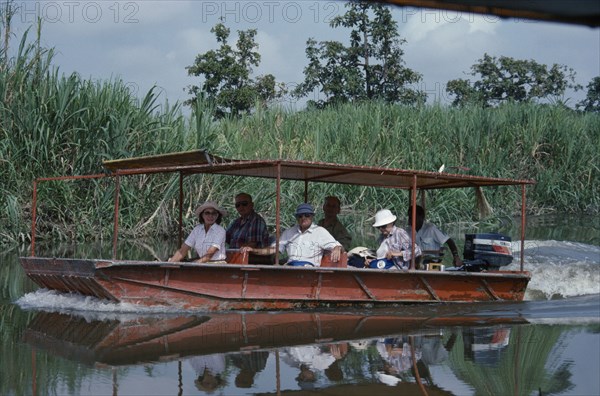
[1,25,599,246]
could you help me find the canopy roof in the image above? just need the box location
[372,0,600,27]
[103,150,534,190]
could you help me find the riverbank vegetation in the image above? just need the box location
[1,15,598,247]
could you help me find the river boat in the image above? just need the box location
[20,150,534,310]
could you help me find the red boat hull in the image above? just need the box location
[20,257,530,310]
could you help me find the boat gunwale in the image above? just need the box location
[21,256,531,279]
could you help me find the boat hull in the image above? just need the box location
[20,257,530,310]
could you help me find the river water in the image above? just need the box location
[1,214,598,396]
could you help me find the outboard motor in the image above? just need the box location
[461,233,513,271]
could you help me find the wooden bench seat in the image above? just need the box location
[320,251,348,268]
[226,249,249,265]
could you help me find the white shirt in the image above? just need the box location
[414,222,449,252]
[282,346,336,370]
[279,223,341,266]
[188,354,226,375]
[185,223,227,261]
[376,225,421,267]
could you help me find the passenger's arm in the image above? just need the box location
[446,238,463,267]
[196,245,219,263]
[168,244,191,262]
[329,245,342,262]
[240,246,276,256]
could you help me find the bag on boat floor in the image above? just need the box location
[368,258,396,269]
[347,246,376,268]
[348,255,366,268]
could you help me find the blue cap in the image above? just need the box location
[295,203,315,216]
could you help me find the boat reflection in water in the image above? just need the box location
[22,307,536,395]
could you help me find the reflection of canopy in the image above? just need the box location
[369,0,600,27]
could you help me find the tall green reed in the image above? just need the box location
[1,21,598,246]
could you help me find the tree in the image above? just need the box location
[294,1,425,108]
[186,23,285,118]
[577,76,600,112]
[446,53,580,107]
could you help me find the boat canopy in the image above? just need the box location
[102,149,535,190]
[372,0,600,27]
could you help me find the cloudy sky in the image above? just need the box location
[11,1,600,110]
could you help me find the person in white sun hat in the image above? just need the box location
[168,201,227,263]
[370,209,421,270]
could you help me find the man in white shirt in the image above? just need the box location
[242,203,342,267]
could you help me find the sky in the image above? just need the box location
[9,0,600,111]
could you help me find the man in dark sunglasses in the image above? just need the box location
[226,193,269,251]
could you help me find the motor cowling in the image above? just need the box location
[463,233,513,271]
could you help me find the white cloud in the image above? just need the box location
[11,1,598,108]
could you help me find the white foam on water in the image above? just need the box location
[15,289,189,317]
[508,240,600,300]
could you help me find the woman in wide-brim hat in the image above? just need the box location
[369,209,421,269]
[168,201,228,263]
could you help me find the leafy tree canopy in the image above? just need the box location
[186,23,285,118]
[446,53,581,107]
[577,76,600,113]
[293,1,425,108]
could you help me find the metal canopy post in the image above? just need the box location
[410,175,418,270]
[304,180,309,203]
[178,172,184,248]
[112,173,121,260]
[275,162,282,265]
[30,180,37,257]
[521,185,527,271]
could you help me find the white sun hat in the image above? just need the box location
[377,372,401,386]
[194,201,227,217]
[348,246,376,258]
[372,209,397,228]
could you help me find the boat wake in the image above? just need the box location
[15,289,191,317]
[510,240,600,300]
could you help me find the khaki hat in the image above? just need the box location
[194,201,227,217]
[372,209,397,227]
[348,246,376,258]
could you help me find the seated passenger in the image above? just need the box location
[317,196,352,251]
[168,201,227,263]
[226,193,269,249]
[408,205,463,267]
[369,209,421,270]
[241,203,341,267]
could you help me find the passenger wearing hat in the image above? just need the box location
[168,201,227,263]
[242,203,342,267]
[371,209,421,269]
